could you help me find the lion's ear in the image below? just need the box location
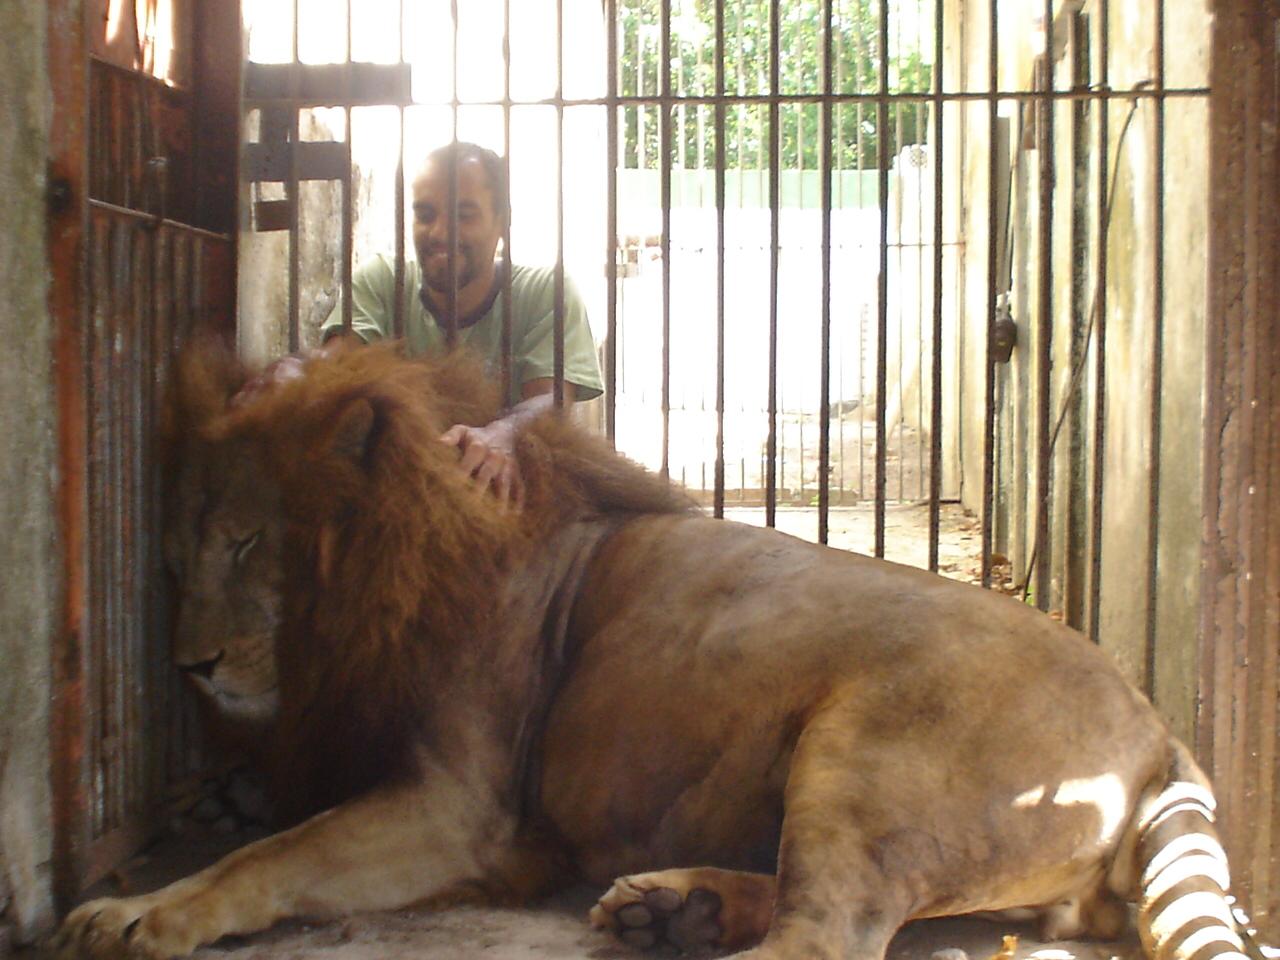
[165,334,247,437]
[329,397,377,464]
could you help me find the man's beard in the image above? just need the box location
[420,247,478,295]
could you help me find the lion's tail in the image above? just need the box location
[1129,739,1265,960]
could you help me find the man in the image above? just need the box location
[321,141,603,503]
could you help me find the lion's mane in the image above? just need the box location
[176,344,693,821]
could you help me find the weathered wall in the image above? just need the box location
[949,0,1209,746]
[0,0,58,948]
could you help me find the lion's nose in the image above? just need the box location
[178,650,224,680]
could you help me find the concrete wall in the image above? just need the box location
[0,0,57,948]
[949,0,1210,744]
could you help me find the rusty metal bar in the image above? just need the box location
[242,61,411,106]
[1087,0,1110,640]
[86,200,230,240]
[713,0,726,517]
[660,0,673,473]
[1063,10,1090,629]
[980,0,998,587]
[818,0,834,544]
[874,0,889,556]
[1201,0,1280,938]
[483,87,1207,108]
[392,0,405,340]
[288,0,300,351]
[554,0,567,408]
[1033,9,1055,610]
[1142,0,1167,697]
[90,51,193,95]
[605,0,618,442]
[766,0,780,527]
[502,0,514,403]
[394,105,405,338]
[445,0,460,344]
[341,0,353,334]
[86,219,108,840]
[928,0,945,571]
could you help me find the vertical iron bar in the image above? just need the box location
[1034,0,1055,609]
[287,0,301,352]
[502,0,514,404]
[856,20,867,502]
[660,0,673,472]
[981,0,999,586]
[1064,11,1090,628]
[819,0,834,543]
[928,0,945,571]
[714,0,727,517]
[1088,0,1110,642]
[767,0,781,527]
[392,0,405,339]
[341,0,353,335]
[446,0,460,346]
[1144,0,1166,695]
[554,0,566,407]
[606,0,619,442]
[875,0,889,556]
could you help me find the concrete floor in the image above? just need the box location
[42,825,1141,960]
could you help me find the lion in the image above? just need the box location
[55,343,1259,960]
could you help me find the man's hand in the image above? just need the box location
[440,420,524,508]
[438,381,577,508]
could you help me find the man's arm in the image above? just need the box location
[442,378,578,506]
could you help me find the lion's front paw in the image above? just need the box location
[590,874,725,952]
[52,896,200,960]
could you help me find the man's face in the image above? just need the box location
[412,156,504,300]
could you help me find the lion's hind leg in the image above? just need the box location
[590,867,776,951]
[734,711,931,960]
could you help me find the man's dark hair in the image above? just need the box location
[424,141,511,228]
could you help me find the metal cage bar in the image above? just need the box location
[981,0,999,587]
[501,0,515,403]
[554,0,567,407]
[1142,0,1167,697]
[659,0,673,472]
[1087,0,1110,642]
[1033,0,1056,611]
[713,0,727,518]
[340,0,354,335]
[928,0,945,571]
[606,0,619,443]
[766,0,781,527]
[817,0,834,544]
[873,0,889,557]
[287,0,301,351]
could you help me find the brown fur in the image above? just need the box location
[53,344,1260,960]
[184,344,691,819]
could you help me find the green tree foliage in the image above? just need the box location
[618,0,932,171]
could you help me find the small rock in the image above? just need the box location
[932,948,970,960]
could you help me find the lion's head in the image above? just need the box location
[163,341,693,820]
[161,343,289,748]
[163,342,519,816]
[165,428,284,724]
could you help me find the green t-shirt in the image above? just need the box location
[321,254,603,406]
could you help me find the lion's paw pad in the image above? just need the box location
[599,885,723,952]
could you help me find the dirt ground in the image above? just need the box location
[42,822,1141,960]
